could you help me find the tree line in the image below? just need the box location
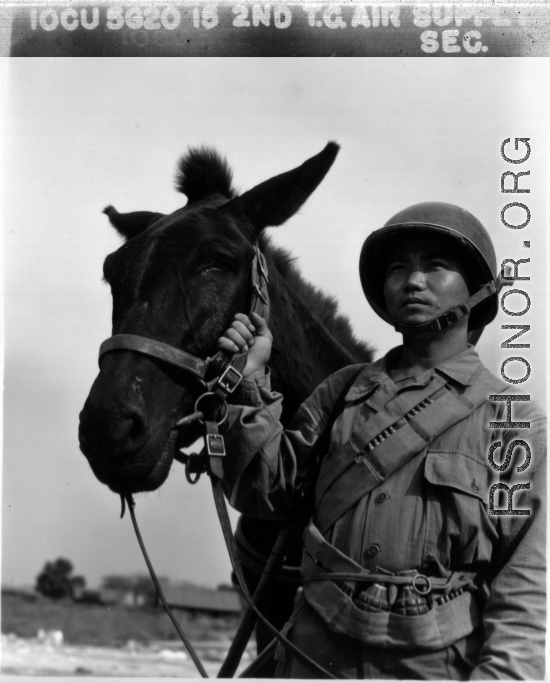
[35,557,157,602]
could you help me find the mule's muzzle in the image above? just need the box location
[78,390,172,494]
[79,398,150,458]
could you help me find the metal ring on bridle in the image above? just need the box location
[194,391,228,426]
[411,573,432,596]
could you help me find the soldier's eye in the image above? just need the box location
[386,262,405,275]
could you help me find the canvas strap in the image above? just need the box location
[316,366,507,534]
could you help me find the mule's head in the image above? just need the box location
[79,143,339,495]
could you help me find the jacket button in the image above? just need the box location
[376,492,390,503]
[367,544,380,557]
[471,482,480,493]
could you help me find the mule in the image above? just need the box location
[78,143,373,673]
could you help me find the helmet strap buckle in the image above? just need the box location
[430,303,471,333]
[432,310,456,332]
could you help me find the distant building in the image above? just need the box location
[159,581,242,616]
[5,577,244,616]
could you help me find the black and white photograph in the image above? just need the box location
[1,5,548,680]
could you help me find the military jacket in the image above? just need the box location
[221,345,546,679]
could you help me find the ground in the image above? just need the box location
[1,592,255,677]
[1,632,255,677]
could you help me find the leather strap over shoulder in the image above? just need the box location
[315,366,507,533]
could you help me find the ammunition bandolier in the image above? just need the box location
[221,345,546,679]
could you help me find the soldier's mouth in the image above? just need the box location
[402,298,430,307]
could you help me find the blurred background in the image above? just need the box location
[2,58,547,602]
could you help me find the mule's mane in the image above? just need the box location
[259,234,373,363]
[175,147,235,203]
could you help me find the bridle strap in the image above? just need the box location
[97,245,270,385]
[249,247,270,324]
[99,334,211,379]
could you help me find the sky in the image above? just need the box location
[2,58,547,592]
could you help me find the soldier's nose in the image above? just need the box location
[404,270,427,290]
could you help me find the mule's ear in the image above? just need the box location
[103,206,165,241]
[231,142,340,231]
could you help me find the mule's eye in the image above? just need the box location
[201,258,232,276]
[201,263,219,275]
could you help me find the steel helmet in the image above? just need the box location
[359,202,498,334]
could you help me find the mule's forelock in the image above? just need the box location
[175,147,235,204]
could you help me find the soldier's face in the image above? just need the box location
[383,236,471,327]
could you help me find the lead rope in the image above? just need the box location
[209,466,336,679]
[180,393,337,678]
[121,456,336,678]
[122,493,209,678]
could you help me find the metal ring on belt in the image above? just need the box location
[411,573,432,596]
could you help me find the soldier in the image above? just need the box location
[217,202,546,679]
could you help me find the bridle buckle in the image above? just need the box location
[217,365,243,394]
[206,434,226,458]
[256,250,269,283]
[253,282,269,306]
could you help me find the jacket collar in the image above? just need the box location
[345,344,483,402]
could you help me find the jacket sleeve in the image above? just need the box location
[471,399,546,680]
[220,364,363,521]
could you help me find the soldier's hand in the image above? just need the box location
[217,312,272,379]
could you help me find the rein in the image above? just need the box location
[98,245,338,679]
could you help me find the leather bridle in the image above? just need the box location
[97,245,337,679]
[99,245,270,393]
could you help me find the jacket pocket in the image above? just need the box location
[425,450,488,502]
[423,450,488,567]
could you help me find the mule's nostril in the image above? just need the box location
[118,407,150,452]
[79,399,151,462]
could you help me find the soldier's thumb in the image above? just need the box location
[250,312,271,337]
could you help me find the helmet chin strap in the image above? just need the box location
[392,281,497,336]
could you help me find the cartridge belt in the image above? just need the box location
[301,523,481,650]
